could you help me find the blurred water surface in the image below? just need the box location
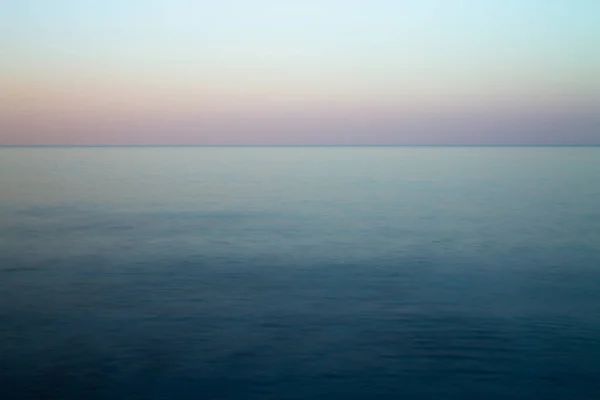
[1,146,600,399]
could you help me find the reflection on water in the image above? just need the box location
[1,147,600,399]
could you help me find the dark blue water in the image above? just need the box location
[1,147,600,399]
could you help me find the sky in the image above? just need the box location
[1,0,599,145]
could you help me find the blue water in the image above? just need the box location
[1,147,600,399]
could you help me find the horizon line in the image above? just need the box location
[1,144,599,148]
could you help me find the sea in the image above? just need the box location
[1,146,599,399]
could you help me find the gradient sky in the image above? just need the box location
[1,0,599,145]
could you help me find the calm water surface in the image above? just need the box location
[1,147,600,399]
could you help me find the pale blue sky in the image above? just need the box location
[1,0,599,144]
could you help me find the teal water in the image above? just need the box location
[1,147,600,399]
